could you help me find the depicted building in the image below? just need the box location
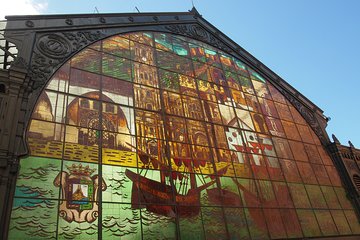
[0,8,360,239]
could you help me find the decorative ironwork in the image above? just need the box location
[30,30,105,90]
[165,24,231,52]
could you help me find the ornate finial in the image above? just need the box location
[190,6,201,17]
[349,141,355,148]
[332,134,340,144]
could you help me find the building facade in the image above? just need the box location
[0,8,359,239]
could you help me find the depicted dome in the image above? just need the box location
[9,31,358,239]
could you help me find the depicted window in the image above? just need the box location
[8,31,359,240]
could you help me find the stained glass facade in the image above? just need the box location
[8,32,360,239]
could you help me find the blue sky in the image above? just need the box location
[3,0,360,147]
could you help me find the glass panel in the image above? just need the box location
[27,120,64,159]
[8,198,58,240]
[141,207,177,239]
[263,208,287,239]
[224,207,250,240]
[71,48,101,74]
[315,210,338,236]
[280,209,303,238]
[331,210,352,235]
[296,209,322,237]
[21,31,357,240]
[69,68,100,96]
[102,36,131,58]
[102,203,142,239]
[102,53,132,81]
[15,157,61,199]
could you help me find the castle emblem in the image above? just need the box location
[54,164,107,223]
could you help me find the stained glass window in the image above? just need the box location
[8,31,359,239]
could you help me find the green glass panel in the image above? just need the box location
[102,165,136,203]
[15,156,61,199]
[141,207,176,240]
[102,203,142,239]
[71,48,101,74]
[8,198,58,240]
[102,54,132,81]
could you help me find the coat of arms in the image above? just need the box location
[54,164,107,223]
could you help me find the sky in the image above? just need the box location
[2,0,360,147]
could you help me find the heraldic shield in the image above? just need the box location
[54,164,107,223]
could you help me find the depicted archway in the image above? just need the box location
[8,31,359,239]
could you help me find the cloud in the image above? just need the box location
[0,0,48,20]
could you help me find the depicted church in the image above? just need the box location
[0,8,360,240]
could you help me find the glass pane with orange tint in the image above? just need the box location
[136,111,162,140]
[330,210,352,235]
[163,91,184,116]
[224,207,250,240]
[280,209,303,238]
[235,178,261,207]
[274,102,293,121]
[182,95,203,120]
[245,93,261,112]
[304,143,322,164]
[344,210,360,234]
[297,124,315,144]
[282,120,302,141]
[273,182,293,208]
[321,186,341,209]
[305,185,328,208]
[272,137,294,159]
[134,84,160,111]
[288,183,311,208]
[202,101,223,124]
[314,210,339,236]
[312,164,332,185]
[288,105,307,125]
[280,159,302,183]
[317,146,333,165]
[69,68,100,97]
[267,84,287,104]
[263,208,287,239]
[102,76,134,106]
[326,165,343,186]
[296,209,322,237]
[63,126,99,163]
[244,208,269,240]
[288,140,308,162]
[133,62,159,88]
[250,112,268,134]
[256,180,277,208]
[297,161,318,184]
[179,74,197,97]
[264,116,285,137]
[335,187,354,209]
[27,120,64,159]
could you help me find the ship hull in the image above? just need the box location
[125,169,201,218]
